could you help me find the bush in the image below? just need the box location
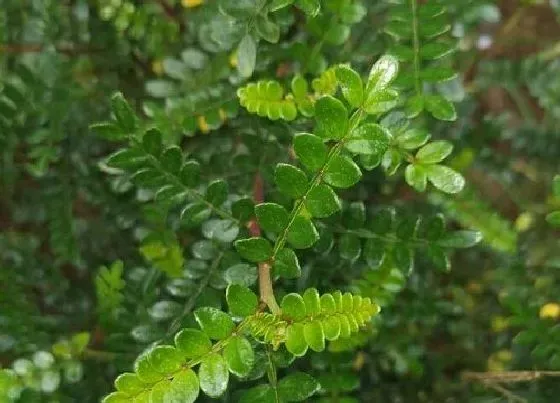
[1,0,560,402]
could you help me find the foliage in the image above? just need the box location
[2,1,560,402]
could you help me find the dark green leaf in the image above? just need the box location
[315,96,349,140]
[235,237,273,262]
[111,92,136,132]
[274,248,301,279]
[324,155,362,188]
[278,372,320,402]
[305,183,341,218]
[293,133,328,172]
[255,203,289,233]
[223,336,254,377]
[287,215,319,249]
[174,329,212,359]
[275,164,308,199]
[424,95,456,121]
[335,65,364,107]
[345,123,391,156]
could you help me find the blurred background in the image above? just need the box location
[1,0,560,402]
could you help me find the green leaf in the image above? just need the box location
[148,346,182,374]
[142,128,162,157]
[270,0,294,12]
[224,263,258,287]
[547,211,560,227]
[237,35,257,78]
[425,165,465,194]
[322,316,341,341]
[366,55,399,93]
[315,96,349,140]
[420,67,457,83]
[324,155,362,188]
[304,320,325,351]
[255,203,289,233]
[160,146,183,174]
[240,385,276,403]
[287,215,319,249]
[552,175,560,197]
[420,42,455,60]
[164,369,200,403]
[202,219,239,243]
[405,164,427,192]
[235,237,273,262]
[180,161,201,188]
[103,392,130,403]
[174,329,212,360]
[363,88,399,115]
[194,307,235,340]
[199,353,229,398]
[226,284,258,317]
[305,183,341,218]
[424,95,456,121]
[111,92,136,132]
[303,288,321,315]
[345,123,391,156]
[281,293,306,321]
[293,133,328,172]
[437,231,483,248]
[278,372,320,402]
[339,233,361,262]
[405,94,425,118]
[416,141,453,164]
[134,352,163,383]
[335,65,364,107]
[274,248,301,279]
[206,180,228,206]
[296,0,320,16]
[223,336,254,377]
[256,15,280,43]
[115,373,144,395]
[275,164,308,199]
[90,122,125,141]
[396,128,430,150]
[285,323,308,356]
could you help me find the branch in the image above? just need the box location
[249,172,281,314]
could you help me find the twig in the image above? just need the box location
[249,172,280,314]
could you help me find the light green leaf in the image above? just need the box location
[194,307,234,340]
[255,203,289,233]
[437,231,483,248]
[166,368,199,403]
[293,133,328,172]
[223,336,254,377]
[235,237,273,262]
[305,183,341,218]
[174,329,212,360]
[285,323,308,356]
[278,372,320,402]
[425,165,465,194]
[199,353,229,398]
[270,0,294,12]
[148,346,182,374]
[345,123,391,156]
[274,248,301,278]
[304,320,325,351]
[275,164,308,199]
[396,128,430,150]
[324,155,362,188]
[315,96,349,140]
[335,65,364,107]
[303,288,321,315]
[281,293,306,321]
[405,164,427,192]
[322,316,341,341]
[366,55,399,93]
[416,140,453,164]
[237,35,257,78]
[115,373,144,395]
[363,88,399,115]
[226,284,258,317]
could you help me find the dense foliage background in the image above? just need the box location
[1,0,560,402]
